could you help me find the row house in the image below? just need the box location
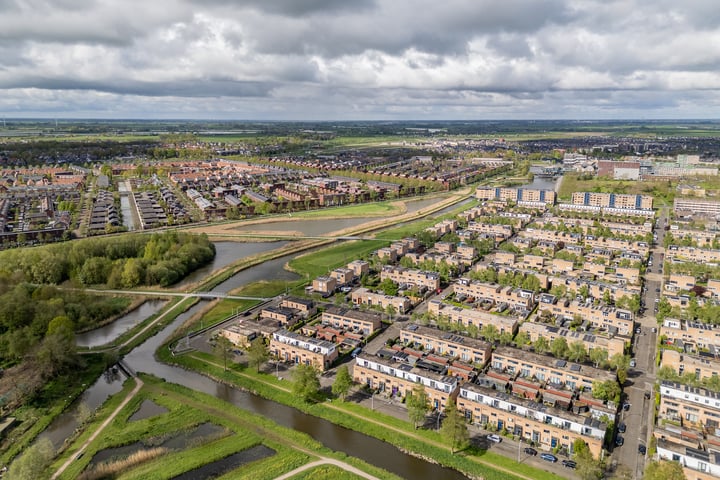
[667,245,720,264]
[490,346,616,394]
[457,243,476,260]
[466,222,514,242]
[260,306,298,326]
[270,329,338,371]
[665,274,697,293]
[475,187,556,205]
[660,318,720,351]
[511,236,534,251]
[354,354,459,410]
[522,254,545,270]
[668,226,718,247]
[427,300,519,336]
[280,297,316,318]
[380,266,441,291]
[570,192,653,210]
[435,241,455,254]
[519,322,627,358]
[655,435,720,480]
[661,350,720,381]
[377,247,398,262]
[425,219,458,239]
[404,251,466,268]
[538,298,634,336]
[659,381,720,432]
[400,323,493,366]
[584,236,650,256]
[458,383,606,457]
[452,281,535,311]
[707,279,720,299]
[458,206,484,223]
[518,229,583,246]
[351,287,412,314]
[557,203,654,218]
[494,251,516,265]
[321,305,382,335]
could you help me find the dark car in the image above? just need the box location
[616,436,625,447]
[638,444,647,455]
[524,447,538,456]
[561,460,577,469]
[618,423,626,433]
[540,453,558,463]
[622,402,631,411]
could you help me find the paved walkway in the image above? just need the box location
[50,377,144,480]
[274,459,382,480]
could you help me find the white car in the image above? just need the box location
[487,434,502,443]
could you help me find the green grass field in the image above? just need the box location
[558,172,677,204]
[288,202,402,219]
[288,240,386,278]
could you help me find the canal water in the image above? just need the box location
[76,299,168,348]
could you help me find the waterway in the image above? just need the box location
[76,299,168,348]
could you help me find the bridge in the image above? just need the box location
[82,288,269,302]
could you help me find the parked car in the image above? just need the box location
[487,434,502,443]
[645,391,652,399]
[540,453,558,463]
[638,444,647,455]
[618,423,626,433]
[616,436,625,447]
[623,402,631,411]
[630,359,637,368]
[561,460,577,469]
[524,447,538,456]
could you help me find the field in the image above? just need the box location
[557,172,677,205]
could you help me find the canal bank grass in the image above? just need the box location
[165,350,561,480]
[284,202,403,219]
[192,297,261,330]
[288,240,387,278]
[51,374,399,480]
[0,354,110,467]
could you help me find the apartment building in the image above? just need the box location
[330,267,355,285]
[584,236,650,255]
[655,435,720,480]
[270,329,338,371]
[466,222,513,241]
[380,265,441,291]
[321,305,383,335]
[475,187,556,205]
[571,192,653,210]
[452,281,535,311]
[659,381,720,431]
[668,226,718,247]
[377,247,398,262]
[519,322,626,358]
[457,383,606,457]
[427,300,519,335]
[400,323,493,366]
[354,354,460,410]
[490,346,616,394]
[260,306,298,326]
[457,244,476,260]
[351,287,412,314]
[347,259,370,278]
[674,198,720,217]
[219,324,258,348]
[312,276,337,295]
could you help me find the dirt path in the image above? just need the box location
[273,459,382,480]
[50,377,144,480]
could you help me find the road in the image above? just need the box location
[612,207,668,478]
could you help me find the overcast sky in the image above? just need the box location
[1,0,719,120]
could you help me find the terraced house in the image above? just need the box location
[457,382,607,457]
[427,300,519,336]
[353,353,460,410]
[270,329,338,371]
[399,323,493,366]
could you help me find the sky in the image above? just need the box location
[1,0,719,120]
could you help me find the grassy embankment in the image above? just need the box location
[49,374,399,480]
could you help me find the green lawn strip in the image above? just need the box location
[0,354,109,466]
[288,202,402,219]
[214,449,312,480]
[287,464,367,480]
[168,351,556,480]
[288,240,387,278]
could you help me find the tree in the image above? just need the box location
[591,379,621,403]
[550,337,569,358]
[385,304,397,322]
[481,324,499,343]
[246,338,269,373]
[573,439,603,480]
[332,365,353,401]
[514,330,530,347]
[213,335,233,372]
[609,353,630,371]
[589,348,608,368]
[499,331,514,346]
[567,341,587,362]
[7,436,54,480]
[378,278,399,296]
[521,275,541,292]
[644,460,687,480]
[534,336,549,354]
[406,383,430,429]
[292,363,321,402]
[440,399,469,453]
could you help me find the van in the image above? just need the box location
[351,348,362,358]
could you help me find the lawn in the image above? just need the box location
[288,240,386,278]
[288,202,402,219]
[557,172,676,205]
[289,464,366,480]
